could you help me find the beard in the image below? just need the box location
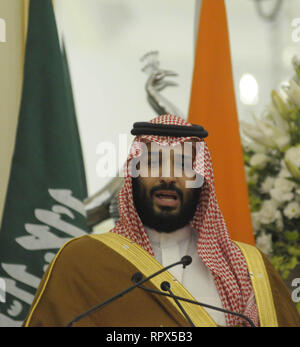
[132,178,201,233]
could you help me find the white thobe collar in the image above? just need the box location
[144,224,227,326]
[145,225,192,282]
[145,225,192,248]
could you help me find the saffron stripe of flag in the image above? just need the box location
[188,0,255,245]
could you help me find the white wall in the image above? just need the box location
[0,0,24,225]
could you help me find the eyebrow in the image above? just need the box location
[147,152,193,161]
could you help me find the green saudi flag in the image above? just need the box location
[0,0,90,326]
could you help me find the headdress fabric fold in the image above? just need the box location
[110,114,258,326]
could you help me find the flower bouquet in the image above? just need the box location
[242,56,300,282]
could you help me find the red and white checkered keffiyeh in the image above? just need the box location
[110,114,259,327]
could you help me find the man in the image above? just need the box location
[24,115,300,327]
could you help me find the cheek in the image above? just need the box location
[138,178,156,196]
[177,176,194,191]
[182,188,197,203]
[182,169,197,181]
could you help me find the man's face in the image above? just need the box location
[132,141,202,233]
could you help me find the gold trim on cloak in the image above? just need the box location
[234,241,279,327]
[90,232,218,327]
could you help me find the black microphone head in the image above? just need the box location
[181,255,192,268]
[160,281,171,291]
[131,272,143,283]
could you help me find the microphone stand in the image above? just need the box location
[160,281,195,327]
[134,282,256,327]
[66,257,191,327]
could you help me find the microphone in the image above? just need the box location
[66,255,192,327]
[133,280,256,327]
[160,281,195,327]
[181,256,192,268]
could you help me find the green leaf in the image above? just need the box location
[285,231,300,242]
[287,246,300,256]
[285,177,300,185]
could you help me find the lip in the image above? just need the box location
[152,190,180,207]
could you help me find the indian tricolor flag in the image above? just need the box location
[189,0,255,244]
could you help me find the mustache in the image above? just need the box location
[150,182,183,201]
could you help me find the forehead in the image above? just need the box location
[144,139,197,150]
[142,140,197,158]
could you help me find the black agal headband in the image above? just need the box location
[131,122,208,138]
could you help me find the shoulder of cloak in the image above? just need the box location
[258,250,300,327]
[234,240,300,327]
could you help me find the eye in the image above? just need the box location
[174,161,184,168]
[148,153,160,167]
[149,159,159,167]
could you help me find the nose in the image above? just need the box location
[159,157,177,184]
[159,176,177,185]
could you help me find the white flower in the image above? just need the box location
[270,177,295,203]
[271,90,290,119]
[285,145,300,168]
[278,164,292,179]
[251,212,261,231]
[274,177,295,192]
[259,200,278,224]
[255,118,275,138]
[270,189,294,204]
[241,121,275,148]
[275,210,284,231]
[284,145,300,179]
[249,153,270,169]
[287,79,300,109]
[283,201,300,219]
[245,166,258,184]
[254,116,290,150]
[273,134,290,150]
[292,55,300,71]
[260,176,275,193]
[243,140,266,154]
[241,108,290,151]
[267,103,289,132]
[256,232,273,256]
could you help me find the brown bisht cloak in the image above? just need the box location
[23,233,300,327]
